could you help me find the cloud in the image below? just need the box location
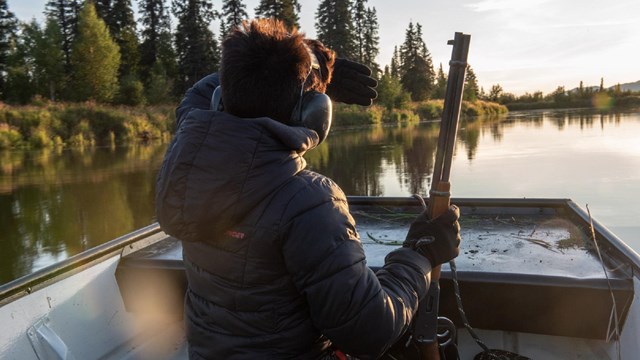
[465,0,552,12]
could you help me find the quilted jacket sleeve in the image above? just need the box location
[281,181,432,359]
[176,73,220,125]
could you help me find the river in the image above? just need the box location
[1,108,639,284]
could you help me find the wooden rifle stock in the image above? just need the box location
[414,32,471,360]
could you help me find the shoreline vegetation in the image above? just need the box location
[0,100,509,150]
[3,91,640,150]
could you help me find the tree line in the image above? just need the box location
[482,78,640,110]
[0,0,484,108]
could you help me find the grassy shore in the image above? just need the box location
[0,102,176,149]
[334,99,508,127]
[0,99,508,149]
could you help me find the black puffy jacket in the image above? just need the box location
[155,74,432,360]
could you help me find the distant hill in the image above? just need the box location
[615,80,640,92]
[568,80,640,93]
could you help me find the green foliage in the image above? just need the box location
[486,84,503,102]
[70,2,121,103]
[139,0,175,87]
[107,0,140,79]
[27,17,66,101]
[315,0,355,58]
[0,122,21,148]
[398,22,435,101]
[145,62,174,105]
[45,0,80,78]
[432,63,446,99]
[376,71,411,111]
[334,104,382,126]
[614,95,640,108]
[117,75,146,106]
[361,6,380,76]
[173,0,219,95]
[415,100,443,120]
[0,0,18,99]
[463,66,479,101]
[220,0,249,36]
[0,103,175,149]
[255,0,300,30]
[462,100,508,117]
[381,108,419,124]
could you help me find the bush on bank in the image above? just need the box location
[0,102,175,149]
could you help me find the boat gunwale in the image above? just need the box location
[0,223,162,305]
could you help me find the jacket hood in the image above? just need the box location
[156,110,320,242]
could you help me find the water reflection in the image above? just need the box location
[2,109,640,284]
[305,123,443,196]
[0,145,167,284]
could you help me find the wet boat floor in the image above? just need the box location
[125,203,625,281]
[354,207,612,278]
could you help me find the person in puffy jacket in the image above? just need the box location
[155,18,461,360]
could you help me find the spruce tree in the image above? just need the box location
[45,0,80,76]
[315,0,354,58]
[173,0,219,95]
[254,0,300,30]
[109,0,140,78]
[352,0,366,63]
[398,22,435,101]
[94,0,112,24]
[433,63,446,99]
[0,0,17,99]
[108,0,143,104]
[5,21,35,103]
[361,6,379,77]
[220,0,248,36]
[390,46,400,78]
[71,1,121,102]
[138,0,176,86]
[24,18,65,101]
[463,65,479,101]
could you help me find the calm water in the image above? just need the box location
[2,109,640,284]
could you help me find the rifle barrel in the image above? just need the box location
[417,32,470,360]
[432,32,471,186]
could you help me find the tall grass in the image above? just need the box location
[0,102,175,149]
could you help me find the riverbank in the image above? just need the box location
[334,99,508,126]
[504,93,640,111]
[0,100,507,149]
[0,102,176,149]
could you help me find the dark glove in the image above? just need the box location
[403,205,461,267]
[326,58,378,106]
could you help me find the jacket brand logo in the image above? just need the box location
[225,230,245,239]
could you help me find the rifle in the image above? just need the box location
[413,32,471,360]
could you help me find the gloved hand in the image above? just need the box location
[326,58,378,106]
[403,205,461,267]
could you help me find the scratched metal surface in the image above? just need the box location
[353,208,610,279]
[129,206,613,279]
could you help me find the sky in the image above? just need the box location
[9,0,640,95]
